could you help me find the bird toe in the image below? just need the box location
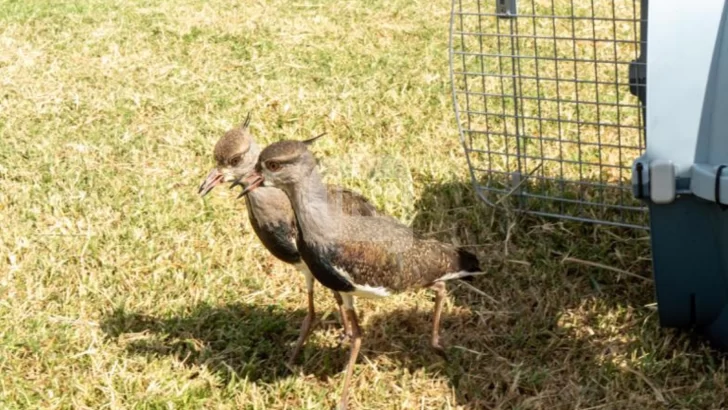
[283,360,303,376]
[432,344,449,361]
[337,330,352,344]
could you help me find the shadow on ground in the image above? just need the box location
[401,179,725,408]
[101,302,343,384]
[102,180,727,408]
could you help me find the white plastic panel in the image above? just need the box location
[646,1,725,177]
[703,7,728,167]
[689,5,728,204]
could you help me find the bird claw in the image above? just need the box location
[338,331,351,344]
[432,344,449,361]
[283,359,303,376]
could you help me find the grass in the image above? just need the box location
[0,0,726,409]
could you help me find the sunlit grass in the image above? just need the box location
[0,0,725,409]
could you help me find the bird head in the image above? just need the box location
[232,134,324,198]
[198,113,261,197]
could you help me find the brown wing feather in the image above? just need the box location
[243,184,383,266]
[329,237,466,292]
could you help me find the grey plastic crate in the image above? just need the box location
[631,1,728,348]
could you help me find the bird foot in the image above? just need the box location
[337,329,353,344]
[432,343,449,361]
[284,357,310,377]
[286,345,305,371]
[283,360,299,375]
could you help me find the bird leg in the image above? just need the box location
[430,281,448,360]
[288,271,316,367]
[337,294,361,410]
[332,291,352,342]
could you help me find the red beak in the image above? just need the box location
[198,168,224,197]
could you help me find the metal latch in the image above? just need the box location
[650,160,676,204]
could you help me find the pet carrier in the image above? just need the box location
[450,0,728,348]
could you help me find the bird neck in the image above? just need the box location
[245,184,265,208]
[287,169,337,245]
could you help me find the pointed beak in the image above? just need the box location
[198,168,224,197]
[230,171,264,199]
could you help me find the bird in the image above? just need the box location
[233,139,484,410]
[198,114,383,367]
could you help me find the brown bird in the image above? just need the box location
[234,140,483,410]
[198,115,382,366]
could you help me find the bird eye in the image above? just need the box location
[267,161,281,172]
[230,156,241,167]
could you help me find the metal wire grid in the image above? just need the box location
[449,0,647,228]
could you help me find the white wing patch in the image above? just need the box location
[333,265,392,299]
[435,270,486,282]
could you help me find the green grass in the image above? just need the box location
[1,0,726,409]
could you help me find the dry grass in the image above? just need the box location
[1,0,726,409]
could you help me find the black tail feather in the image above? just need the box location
[456,247,482,282]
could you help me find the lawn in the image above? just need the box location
[1,0,726,409]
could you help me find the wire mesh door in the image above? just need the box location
[449,0,648,228]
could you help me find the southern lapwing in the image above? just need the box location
[234,140,483,410]
[198,115,382,366]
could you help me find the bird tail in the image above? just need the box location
[457,248,481,272]
[434,248,484,283]
[454,248,482,282]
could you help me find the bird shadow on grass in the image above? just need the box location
[100,179,724,408]
[101,302,348,384]
[99,300,473,388]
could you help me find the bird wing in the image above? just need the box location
[325,185,380,217]
[328,233,463,293]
